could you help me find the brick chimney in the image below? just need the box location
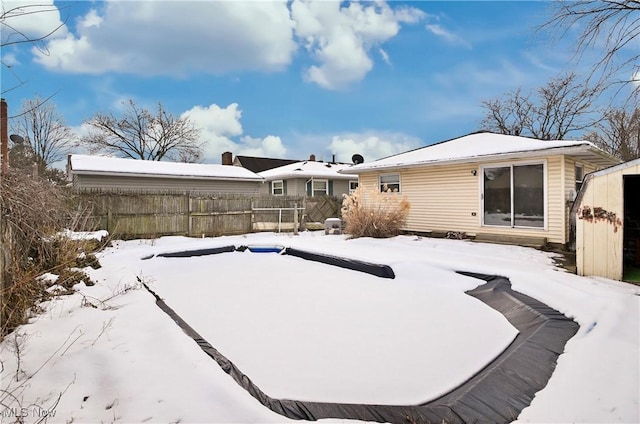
[222,151,233,165]
[309,154,316,162]
[1,98,8,175]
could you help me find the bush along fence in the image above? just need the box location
[71,188,342,239]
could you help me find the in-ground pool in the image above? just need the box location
[140,247,518,405]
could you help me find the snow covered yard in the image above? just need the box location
[1,232,638,423]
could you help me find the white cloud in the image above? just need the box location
[1,53,19,67]
[328,132,422,163]
[291,0,426,89]
[237,135,287,158]
[33,1,296,76]
[182,103,243,138]
[182,103,288,163]
[378,47,391,65]
[26,1,423,89]
[425,24,471,49]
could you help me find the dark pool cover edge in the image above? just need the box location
[142,272,578,423]
[283,247,395,279]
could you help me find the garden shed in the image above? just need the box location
[574,158,640,281]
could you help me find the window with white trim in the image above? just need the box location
[482,163,545,228]
[575,164,584,191]
[379,174,400,193]
[312,179,328,196]
[349,180,358,193]
[272,180,284,196]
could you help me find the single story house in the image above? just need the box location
[340,132,621,248]
[67,154,264,193]
[573,158,640,281]
[258,155,359,197]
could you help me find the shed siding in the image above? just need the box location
[75,174,261,194]
[357,155,571,244]
[577,162,640,280]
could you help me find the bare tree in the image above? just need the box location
[542,0,640,100]
[480,73,601,140]
[585,107,640,160]
[82,100,203,162]
[10,95,75,170]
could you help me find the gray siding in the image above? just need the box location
[260,178,355,197]
[74,174,262,194]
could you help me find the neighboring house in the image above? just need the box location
[67,154,264,193]
[573,158,640,281]
[258,156,359,197]
[223,152,298,173]
[340,132,621,248]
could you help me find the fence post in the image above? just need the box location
[186,191,192,237]
[294,202,298,235]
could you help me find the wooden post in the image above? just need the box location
[187,191,192,237]
[294,202,298,235]
[1,98,8,176]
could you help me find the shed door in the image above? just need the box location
[623,175,640,281]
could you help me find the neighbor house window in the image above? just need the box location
[312,179,328,196]
[482,163,545,228]
[349,180,359,193]
[379,174,400,193]
[575,164,584,191]
[272,180,284,196]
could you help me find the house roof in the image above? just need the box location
[339,132,621,173]
[233,155,299,173]
[258,160,359,181]
[68,154,264,181]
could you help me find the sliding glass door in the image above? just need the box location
[483,163,544,228]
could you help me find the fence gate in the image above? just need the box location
[304,196,341,223]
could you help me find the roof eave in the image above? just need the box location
[71,170,264,182]
[343,145,620,173]
[261,172,358,180]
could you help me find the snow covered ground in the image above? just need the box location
[1,231,638,423]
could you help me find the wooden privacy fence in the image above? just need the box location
[73,189,342,238]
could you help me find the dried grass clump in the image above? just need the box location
[341,186,410,238]
[1,172,98,338]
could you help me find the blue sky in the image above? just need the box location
[0,0,624,164]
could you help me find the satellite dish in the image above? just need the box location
[9,134,24,144]
[352,154,364,164]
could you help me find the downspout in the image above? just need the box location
[569,172,594,252]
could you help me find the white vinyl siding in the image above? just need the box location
[357,155,571,244]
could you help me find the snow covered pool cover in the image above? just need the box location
[143,250,518,405]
